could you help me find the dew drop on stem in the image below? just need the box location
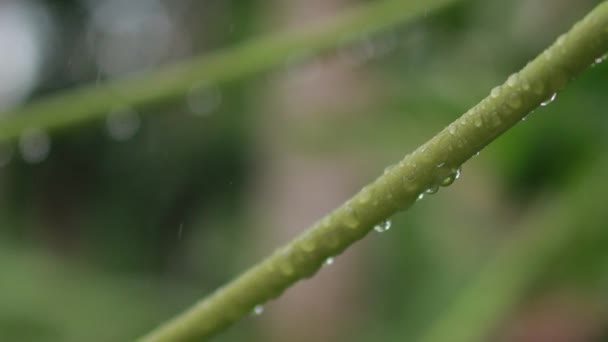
[252,305,264,316]
[374,219,391,233]
[425,185,439,195]
[540,93,557,106]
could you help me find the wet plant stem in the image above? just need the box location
[140,2,608,341]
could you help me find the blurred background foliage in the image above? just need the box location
[1,0,608,341]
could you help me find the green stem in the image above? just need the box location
[140,2,608,341]
[0,0,459,142]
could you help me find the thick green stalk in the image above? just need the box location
[0,0,459,142]
[418,158,608,342]
[140,2,608,341]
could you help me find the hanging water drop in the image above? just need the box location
[440,172,455,187]
[593,54,607,65]
[279,262,295,277]
[19,128,51,164]
[540,93,557,106]
[488,111,502,127]
[343,206,360,229]
[506,74,518,87]
[374,219,391,233]
[444,167,461,186]
[474,117,483,128]
[454,167,462,180]
[252,305,264,316]
[417,193,425,201]
[425,185,439,195]
[507,93,522,109]
[324,257,335,266]
[358,187,372,205]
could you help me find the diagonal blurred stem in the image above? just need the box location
[418,157,608,342]
[0,0,460,142]
[140,2,608,341]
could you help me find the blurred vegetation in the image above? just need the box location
[1,0,608,341]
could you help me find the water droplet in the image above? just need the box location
[488,112,502,127]
[324,257,335,266]
[106,107,140,141]
[531,80,545,95]
[252,305,264,316]
[19,128,51,164]
[374,219,391,233]
[358,187,372,205]
[507,93,522,109]
[440,172,456,187]
[506,74,518,87]
[279,262,295,277]
[0,143,13,167]
[490,86,501,98]
[343,206,359,229]
[417,193,425,201]
[301,239,316,253]
[187,82,222,116]
[593,54,607,65]
[425,185,439,195]
[540,93,557,106]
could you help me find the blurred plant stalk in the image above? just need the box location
[0,0,460,143]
